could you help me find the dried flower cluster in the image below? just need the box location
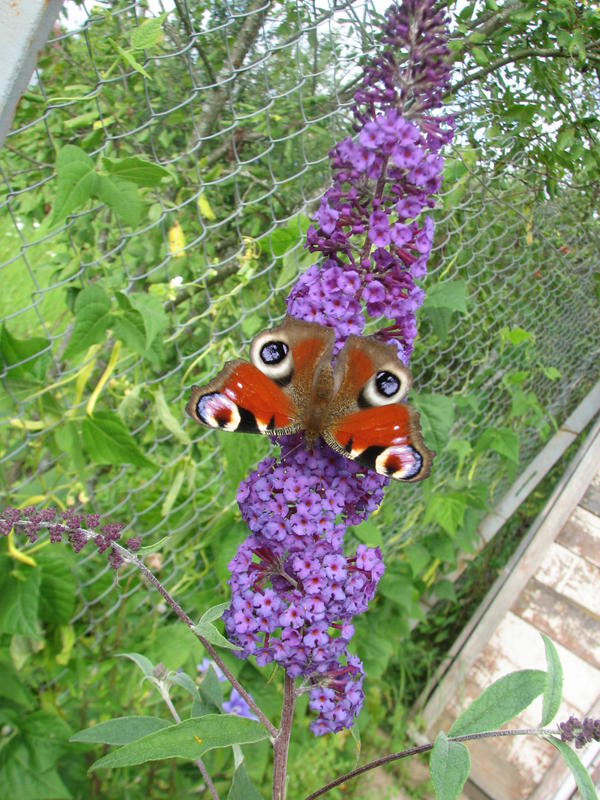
[558,716,600,749]
[0,506,139,569]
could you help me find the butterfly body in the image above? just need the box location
[186,316,434,482]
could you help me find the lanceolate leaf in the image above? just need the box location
[541,635,563,726]
[71,716,171,746]
[449,670,546,737]
[430,732,471,800]
[228,763,263,800]
[90,715,268,770]
[546,738,597,800]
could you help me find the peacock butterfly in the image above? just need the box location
[185,316,434,482]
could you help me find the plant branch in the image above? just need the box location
[272,673,297,800]
[110,540,278,738]
[449,47,578,96]
[304,727,560,799]
[192,0,271,148]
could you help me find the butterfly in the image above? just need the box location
[186,316,434,482]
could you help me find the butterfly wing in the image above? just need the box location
[186,317,335,437]
[323,336,434,482]
[186,360,301,435]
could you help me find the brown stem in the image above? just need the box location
[110,541,278,738]
[304,727,560,799]
[272,673,297,800]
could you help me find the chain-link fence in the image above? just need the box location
[1,0,598,644]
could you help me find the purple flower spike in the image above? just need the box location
[225,0,452,736]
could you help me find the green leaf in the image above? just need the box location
[90,715,268,770]
[423,280,468,313]
[474,427,519,464]
[117,652,155,677]
[130,14,166,50]
[82,411,153,468]
[228,763,263,800]
[64,285,112,358]
[411,393,455,453]
[0,557,41,639]
[471,46,489,66]
[195,619,240,651]
[198,194,217,220]
[424,491,467,537]
[37,547,76,625]
[161,467,186,517]
[112,40,151,79]
[569,31,586,62]
[71,716,171,745]
[50,145,97,224]
[433,579,457,602]
[509,8,536,23]
[430,732,471,800]
[350,518,382,546]
[449,670,546,736]
[154,386,190,445]
[102,156,171,187]
[378,567,419,610]
[96,174,141,226]
[0,712,72,799]
[195,666,225,713]
[129,294,169,347]
[113,308,147,354]
[199,602,231,625]
[541,635,563,726]
[0,325,50,381]
[0,658,35,709]
[502,326,534,346]
[546,737,598,800]
[54,421,86,474]
[541,365,561,381]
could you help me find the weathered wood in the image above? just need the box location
[535,542,600,617]
[557,502,600,563]
[580,471,600,516]
[512,578,600,669]
[415,419,600,730]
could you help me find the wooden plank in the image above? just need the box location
[446,613,599,724]
[512,578,600,669]
[416,419,600,732]
[580,470,600,516]
[535,542,600,616]
[557,506,600,568]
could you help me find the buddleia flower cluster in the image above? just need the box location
[288,0,453,361]
[224,0,453,735]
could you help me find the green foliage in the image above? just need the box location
[0,0,599,797]
[449,669,546,736]
[430,733,470,800]
[88,715,267,770]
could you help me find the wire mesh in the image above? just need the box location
[0,0,598,644]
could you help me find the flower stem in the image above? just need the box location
[272,673,297,800]
[304,727,561,799]
[111,540,278,738]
